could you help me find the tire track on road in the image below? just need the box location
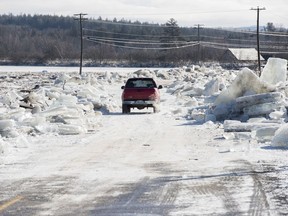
[229,160,271,216]
[0,196,23,212]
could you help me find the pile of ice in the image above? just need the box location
[0,57,288,152]
[0,64,231,141]
[0,71,120,138]
[209,58,287,147]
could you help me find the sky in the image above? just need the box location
[1,0,288,28]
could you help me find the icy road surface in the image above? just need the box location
[1,111,287,215]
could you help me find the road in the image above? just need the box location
[1,105,283,216]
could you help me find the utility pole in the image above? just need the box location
[74,13,88,75]
[251,6,266,75]
[195,24,204,64]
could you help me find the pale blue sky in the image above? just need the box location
[1,0,287,28]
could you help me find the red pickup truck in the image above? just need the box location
[121,77,163,113]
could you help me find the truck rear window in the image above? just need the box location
[125,79,156,88]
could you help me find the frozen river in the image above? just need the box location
[0,65,172,74]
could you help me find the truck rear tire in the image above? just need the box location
[153,105,160,113]
[122,104,130,114]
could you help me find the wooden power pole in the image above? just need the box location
[251,6,266,75]
[74,13,88,75]
[195,24,204,64]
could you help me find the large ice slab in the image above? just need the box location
[223,120,280,132]
[214,68,275,106]
[212,92,285,121]
[252,126,280,143]
[260,58,287,85]
[234,92,283,112]
[243,102,285,117]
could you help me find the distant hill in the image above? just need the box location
[0,14,287,66]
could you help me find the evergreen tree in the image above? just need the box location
[160,18,181,49]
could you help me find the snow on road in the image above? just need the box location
[0,63,288,215]
[0,104,273,215]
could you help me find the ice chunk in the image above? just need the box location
[205,114,216,122]
[234,132,252,140]
[77,85,100,99]
[211,101,235,121]
[32,105,41,114]
[252,126,279,143]
[0,138,4,155]
[21,116,46,127]
[50,95,78,108]
[0,119,15,131]
[133,69,154,78]
[171,108,183,115]
[223,132,235,140]
[58,74,71,82]
[234,92,283,112]
[214,68,275,106]
[181,84,204,97]
[269,110,286,120]
[0,119,18,138]
[260,58,287,85]
[46,90,60,100]
[0,129,19,138]
[2,91,23,108]
[58,124,87,135]
[191,109,205,122]
[184,97,198,107]
[4,108,27,121]
[243,102,285,117]
[223,120,279,132]
[155,70,170,79]
[34,123,58,134]
[247,117,267,123]
[39,106,72,118]
[271,124,288,147]
[25,91,42,104]
[204,78,220,96]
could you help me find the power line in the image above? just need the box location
[85,34,287,52]
[85,37,198,50]
[201,41,255,48]
[85,36,159,43]
[83,27,288,45]
[85,36,195,46]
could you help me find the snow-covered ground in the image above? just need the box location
[0,60,288,215]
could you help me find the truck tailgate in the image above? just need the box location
[122,88,156,100]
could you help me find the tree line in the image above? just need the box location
[0,14,287,66]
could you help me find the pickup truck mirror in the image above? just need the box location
[158,85,163,89]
